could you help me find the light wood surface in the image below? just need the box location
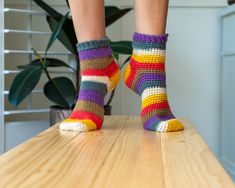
[0,116,234,188]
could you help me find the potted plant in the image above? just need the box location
[228,0,235,5]
[8,0,132,125]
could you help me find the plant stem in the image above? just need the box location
[44,68,52,81]
[106,89,115,106]
[75,55,80,96]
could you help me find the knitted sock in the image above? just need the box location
[60,38,120,132]
[124,32,184,132]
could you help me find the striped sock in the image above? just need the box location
[124,32,184,132]
[60,37,120,132]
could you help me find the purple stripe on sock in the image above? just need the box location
[143,114,175,130]
[135,73,166,93]
[79,90,104,106]
[79,47,112,60]
[158,114,175,120]
[144,116,160,130]
[133,32,168,43]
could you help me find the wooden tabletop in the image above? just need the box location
[0,116,234,188]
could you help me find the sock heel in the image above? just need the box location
[111,69,121,91]
[108,61,121,92]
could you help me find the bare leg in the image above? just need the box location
[124,0,184,132]
[135,0,169,35]
[60,0,121,132]
[68,0,106,42]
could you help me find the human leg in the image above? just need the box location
[60,0,120,132]
[124,0,184,132]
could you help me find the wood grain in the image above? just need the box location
[91,116,164,188]
[0,116,234,188]
[160,119,234,188]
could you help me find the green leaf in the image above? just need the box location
[47,16,76,53]
[44,77,76,108]
[9,66,42,106]
[105,6,119,15]
[46,12,70,53]
[46,58,76,71]
[110,41,133,55]
[113,52,119,62]
[18,58,75,71]
[105,6,132,27]
[33,0,61,17]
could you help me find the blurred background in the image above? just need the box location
[0,0,234,180]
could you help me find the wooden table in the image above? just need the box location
[0,116,234,188]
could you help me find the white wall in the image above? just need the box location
[108,0,227,157]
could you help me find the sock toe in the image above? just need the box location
[166,119,184,132]
[60,118,98,132]
[157,119,184,132]
[60,120,88,132]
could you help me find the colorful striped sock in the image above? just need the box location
[124,32,184,132]
[60,37,120,132]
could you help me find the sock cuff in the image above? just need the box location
[77,37,110,52]
[133,32,168,44]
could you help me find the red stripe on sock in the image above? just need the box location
[141,101,170,117]
[125,59,136,87]
[106,61,119,77]
[130,58,165,70]
[81,61,118,77]
[69,110,103,129]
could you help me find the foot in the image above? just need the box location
[124,32,184,132]
[60,38,120,132]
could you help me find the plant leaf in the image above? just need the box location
[32,0,61,17]
[47,16,76,53]
[46,12,70,53]
[46,58,76,71]
[17,58,42,69]
[105,6,132,27]
[110,41,132,55]
[44,77,76,108]
[18,58,75,71]
[9,66,42,106]
[112,52,119,62]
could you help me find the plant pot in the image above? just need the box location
[228,0,235,5]
[50,105,72,126]
[104,105,112,115]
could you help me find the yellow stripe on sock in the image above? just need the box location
[110,69,121,91]
[132,53,165,63]
[79,119,97,131]
[63,118,97,131]
[165,119,184,132]
[142,94,167,109]
[124,64,131,81]
[64,119,79,122]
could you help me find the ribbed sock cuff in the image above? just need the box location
[133,32,168,43]
[132,32,168,50]
[77,37,110,52]
[77,37,112,60]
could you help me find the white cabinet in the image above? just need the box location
[220,4,235,180]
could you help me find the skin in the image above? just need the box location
[135,0,169,35]
[68,0,106,42]
[68,0,169,41]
